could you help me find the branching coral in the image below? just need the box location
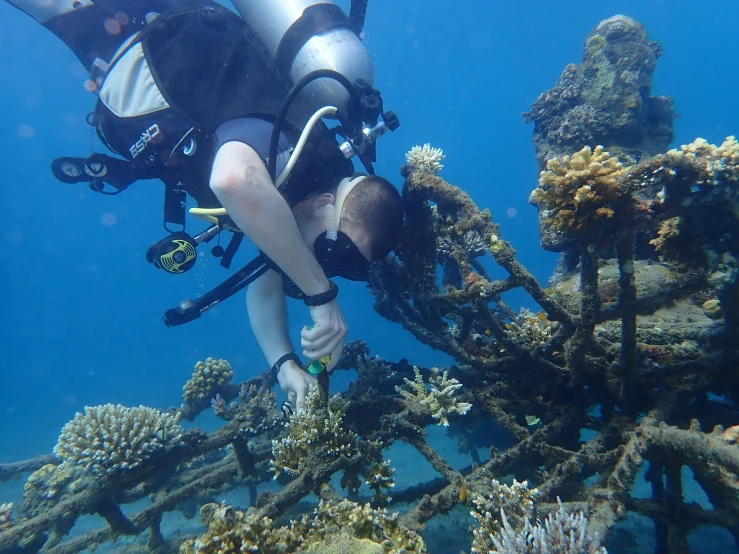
[53,404,183,479]
[469,479,539,553]
[271,386,358,478]
[396,366,472,426]
[491,499,606,554]
[363,460,396,503]
[182,357,234,407]
[529,145,625,243]
[181,499,426,554]
[405,143,445,174]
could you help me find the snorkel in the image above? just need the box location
[305,174,367,375]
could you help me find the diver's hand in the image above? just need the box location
[301,300,346,370]
[276,361,317,413]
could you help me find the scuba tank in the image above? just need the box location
[232,0,374,124]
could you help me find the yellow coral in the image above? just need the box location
[182,357,234,406]
[180,499,426,554]
[530,145,625,242]
[584,34,607,57]
[666,136,739,185]
[270,386,357,478]
[649,216,681,255]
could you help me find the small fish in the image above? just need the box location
[458,483,468,502]
[536,311,548,322]
[281,401,293,420]
[154,427,167,441]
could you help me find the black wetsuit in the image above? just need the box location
[45,0,353,211]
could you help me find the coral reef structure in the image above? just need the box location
[524,15,674,251]
[2,14,739,554]
[524,15,674,170]
[181,499,426,554]
[53,404,183,479]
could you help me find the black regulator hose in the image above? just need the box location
[349,0,369,35]
[163,253,271,327]
[267,69,361,181]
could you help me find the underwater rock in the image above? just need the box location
[525,14,675,251]
[551,259,683,314]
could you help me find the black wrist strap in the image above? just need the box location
[303,280,339,307]
[273,352,302,374]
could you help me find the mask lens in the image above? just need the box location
[314,232,370,281]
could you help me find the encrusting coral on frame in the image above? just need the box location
[2,13,739,554]
[270,386,358,478]
[180,498,426,554]
[181,357,235,420]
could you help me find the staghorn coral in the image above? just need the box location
[271,386,358,478]
[182,357,234,407]
[363,460,396,503]
[405,143,445,174]
[53,404,183,479]
[529,145,625,244]
[0,503,12,531]
[181,499,426,554]
[490,498,606,554]
[396,366,472,426]
[470,479,539,553]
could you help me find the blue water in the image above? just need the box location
[0,0,738,549]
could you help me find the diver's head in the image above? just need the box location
[292,174,404,281]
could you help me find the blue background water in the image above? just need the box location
[0,0,737,478]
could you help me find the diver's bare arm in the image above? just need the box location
[210,141,330,296]
[246,270,293,367]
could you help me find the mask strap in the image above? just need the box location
[330,175,367,241]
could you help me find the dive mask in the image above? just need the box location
[314,230,370,281]
[315,174,371,281]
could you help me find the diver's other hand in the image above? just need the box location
[276,361,317,413]
[301,300,346,370]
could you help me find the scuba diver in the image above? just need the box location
[4,0,403,411]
